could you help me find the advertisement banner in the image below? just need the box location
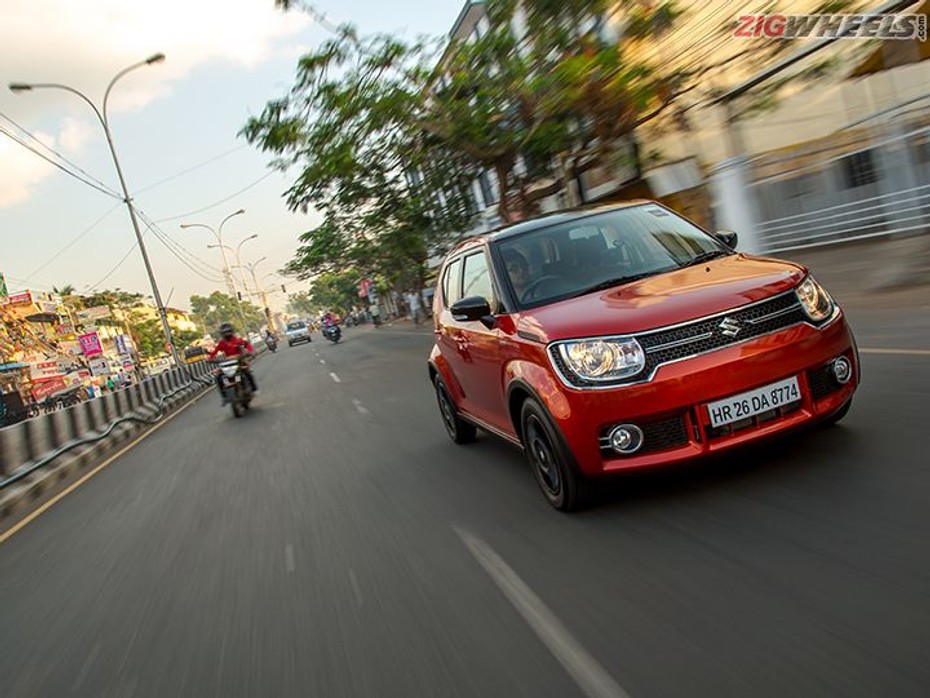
[30,360,64,381]
[33,377,67,402]
[115,334,130,355]
[0,291,33,307]
[75,305,110,322]
[88,357,110,377]
[78,332,103,357]
[55,322,75,336]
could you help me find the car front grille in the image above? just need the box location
[551,291,808,388]
[599,414,689,458]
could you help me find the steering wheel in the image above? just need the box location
[520,275,563,303]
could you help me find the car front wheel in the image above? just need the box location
[434,375,476,444]
[520,398,590,512]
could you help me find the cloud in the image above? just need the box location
[57,117,97,153]
[0,132,56,207]
[0,0,313,207]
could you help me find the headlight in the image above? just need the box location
[795,276,835,322]
[556,337,645,383]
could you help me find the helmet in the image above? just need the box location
[219,322,235,339]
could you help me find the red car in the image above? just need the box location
[428,202,859,511]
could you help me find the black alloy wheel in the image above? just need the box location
[520,398,590,512]
[434,376,476,444]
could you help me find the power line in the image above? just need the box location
[86,240,139,291]
[135,209,225,283]
[152,170,276,223]
[22,203,123,282]
[135,144,249,194]
[0,111,119,195]
[0,124,123,201]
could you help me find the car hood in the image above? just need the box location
[518,254,807,342]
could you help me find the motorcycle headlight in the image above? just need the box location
[555,337,645,384]
[795,275,835,323]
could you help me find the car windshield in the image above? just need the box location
[497,204,731,309]
[287,322,305,330]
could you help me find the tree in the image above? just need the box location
[128,311,200,359]
[306,271,363,316]
[286,291,318,317]
[189,291,265,337]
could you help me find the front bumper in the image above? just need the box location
[553,314,859,476]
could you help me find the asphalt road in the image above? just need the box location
[1,318,928,697]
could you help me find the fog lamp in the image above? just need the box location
[609,424,644,454]
[832,356,852,384]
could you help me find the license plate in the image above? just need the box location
[706,376,801,428]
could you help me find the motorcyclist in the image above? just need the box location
[264,328,277,347]
[208,322,257,403]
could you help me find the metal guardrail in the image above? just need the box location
[750,121,930,253]
[0,369,214,491]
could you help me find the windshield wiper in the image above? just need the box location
[681,249,731,267]
[569,271,662,298]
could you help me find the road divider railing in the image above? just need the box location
[0,360,218,520]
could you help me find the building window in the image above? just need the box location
[478,170,497,207]
[840,150,878,188]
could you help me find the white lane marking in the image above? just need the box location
[320,359,326,364]
[285,544,295,573]
[351,399,369,415]
[348,568,364,607]
[329,372,341,383]
[860,348,930,356]
[453,526,629,698]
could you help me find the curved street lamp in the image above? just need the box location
[10,53,183,367]
[180,208,245,301]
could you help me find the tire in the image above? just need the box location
[434,375,476,444]
[231,400,243,418]
[824,398,852,426]
[520,398,590,512]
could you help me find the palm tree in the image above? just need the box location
[53,284,76,296]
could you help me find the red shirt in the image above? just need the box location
[209,336,253,360]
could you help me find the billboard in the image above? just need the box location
[78,332,103,357]
[75,305,110,322]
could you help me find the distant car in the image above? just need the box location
[286,320,311,346]
[428,201,859,511]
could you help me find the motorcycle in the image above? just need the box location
[217,357,254,417]
[322,323,342,343]
[265,335,278,353]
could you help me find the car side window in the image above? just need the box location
[442,258,463,306]
[462,251,495,307]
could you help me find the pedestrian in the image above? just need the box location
[407,291,421,325]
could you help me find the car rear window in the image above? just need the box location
[287,322,306,330]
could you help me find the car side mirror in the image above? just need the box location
[450,296,496,328]
[714,230,739,249]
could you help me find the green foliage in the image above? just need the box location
[127,313,200,359]
[189,291,265,337]
[306,271,363,316]
[286,291,318,317]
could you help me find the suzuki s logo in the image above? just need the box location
[718,317,741,337]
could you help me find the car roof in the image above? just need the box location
[446,200,654,256]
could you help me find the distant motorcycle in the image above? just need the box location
[265,335,278,353]
[217,357,253,417]
[322,323,342,344]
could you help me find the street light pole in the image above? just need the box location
[181,209,251,332]
[10,53,183,368]
[180,209,244,301]
[234,234,259,299]
[243,256,272,330]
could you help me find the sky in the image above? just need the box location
[0,0,465,312]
